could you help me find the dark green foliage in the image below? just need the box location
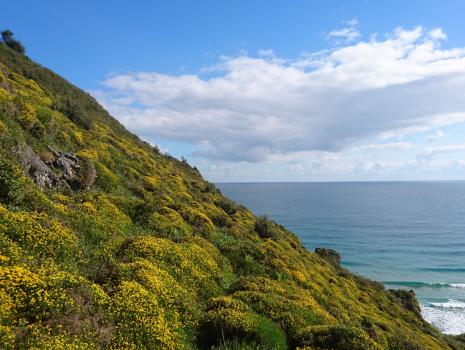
[254,315,288,350]
[1,29,25,54]
[198,297,287,350]
[76,158,97,189]
[388,289,422,317]
[216,197,238,215]
[54,94,93,130]
[315,247,342,267]
[388,334,423,350]
[255,215,279,239]
[0,156,25,205]
[209,338,264,350]
[295,325,380,350]
[353,274,386,291]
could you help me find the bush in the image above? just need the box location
[0,204,77,260]
[388,289,422,317]
[76,158,97,189]
[315,247,341,267]
[295,325,381,350]
[15,99,39,130]
[0,266,73,321]
[388,333,423,350]
[255,216,279,239]
[147,207,192,239]
[216,197,238,215]
[126,236,230,299]
[110,281,187,349]
[0,158,23,204]
[54,95,92,130]
[94,162,119,192]
[180,206,216,239]
[198,296,288,350]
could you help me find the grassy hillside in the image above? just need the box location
[0,42,464,350]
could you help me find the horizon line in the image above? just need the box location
[214,179,465,184]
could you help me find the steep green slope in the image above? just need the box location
[0,43,463,350]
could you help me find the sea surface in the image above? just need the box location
[217,182,465,335]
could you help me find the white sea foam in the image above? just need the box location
[429,300,465,308]
[384,281,465,289]
[421,299,465,335]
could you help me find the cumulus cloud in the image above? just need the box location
[94,26,465,163]
[429,28,447,41]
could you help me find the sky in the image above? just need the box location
[3,0,465,182]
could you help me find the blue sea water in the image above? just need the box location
[217,182,465,335]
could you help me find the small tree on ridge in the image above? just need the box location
[1,29,26,54]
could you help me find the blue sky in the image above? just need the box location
[3,1,465,181]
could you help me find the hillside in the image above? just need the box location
[0,42,464,350]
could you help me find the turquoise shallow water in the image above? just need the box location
[217,182,465,335]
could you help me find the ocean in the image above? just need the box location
[217,181,465,335]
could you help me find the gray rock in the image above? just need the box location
[49,146,81,182]
[16,145,62,189]
[16,145,96,190]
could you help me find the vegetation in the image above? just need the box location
[1,30,25,55]
[0,37,464,349]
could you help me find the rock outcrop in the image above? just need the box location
[16,145,61,189]
[16,145,96,190]
[388,289,422,317]
[315,247,341,267]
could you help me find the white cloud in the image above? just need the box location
[94,25,465,163]
[354,142,413,151]
[418,144,465,159]
[429,28,447,41]
[258,49,275,57]
[328,18,361,42]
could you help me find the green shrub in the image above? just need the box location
[255,216,279,239]
[54,94,92,130]
[295,324,381,350]
[147,207,192,239]
[180,206,216,239]
[199,296,287,350]
[216,197,238,215]
[0,158,22,204]
[388,333,423,350]
[94,162,119,192]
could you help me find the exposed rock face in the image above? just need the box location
[16,145,96,190]
[16,145,61,189]
[315,247,341,268]
[388,289,422,317]
[48,146,81,185]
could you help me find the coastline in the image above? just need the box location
[218,181,465,337]
[384,282,465,335]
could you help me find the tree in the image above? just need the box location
[1,29,26,54]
